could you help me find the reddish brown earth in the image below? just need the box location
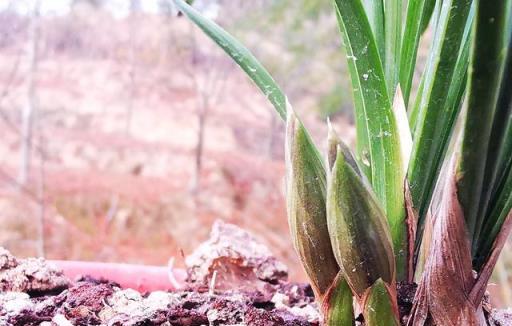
[0,222,320,325]
[2,280,318,326]
[0,17,342,282]
[1,221,511,326]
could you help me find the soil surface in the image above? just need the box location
[0,221,319,326]
[0,221,511,326]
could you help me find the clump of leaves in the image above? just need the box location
[174,0,512,324]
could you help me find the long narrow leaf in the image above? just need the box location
[400,0,437,104]
[172,0,327,177]
[457,0,511,242]
[472,23,512,252]
[491,117,512,205]
[333,0,407,280]
[476,164,512,269]
[419,0,437,35]
[362,0,385,60]
[407,0,473,241]
[408,73,425,134]
[491,30,512,197]
[472,210,512,303]
[408,4,472,136]
[384,0,402,97]
[173,0,287,119]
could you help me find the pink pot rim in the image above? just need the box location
[48,260,187,293]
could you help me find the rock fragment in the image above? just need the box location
[185,220,288,291]
[0,248,69,293]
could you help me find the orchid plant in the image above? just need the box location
[174,0,512,324]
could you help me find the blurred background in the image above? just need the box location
[0,0,509,307]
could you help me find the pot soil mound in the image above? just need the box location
[0,221,510,326]
[0,221,318,326]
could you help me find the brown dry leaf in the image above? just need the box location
[408,161,485,326]
[404,180,417,283]
[414,208,433,283]
[470,210,512,305]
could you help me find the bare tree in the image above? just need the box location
[18,0,41,186]
[187,27,230,195]
[36,125,46,257]
[164,6,230,194]
[125,0,141,135]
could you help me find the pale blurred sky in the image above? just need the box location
[0,0,160,17]
[0,0,219,19]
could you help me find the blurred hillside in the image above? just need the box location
[0,0,509,308]
[0,0,354,283]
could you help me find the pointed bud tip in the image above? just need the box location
[327,118,338,141]
[327,120,342,171]
[391,82,412,171]
[393,84,404,104]
[285,101,299,126]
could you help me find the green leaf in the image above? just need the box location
[172,0,329,170]
[333,0,407,280]
[322,273,355,326]
[407,0,473,240]
[384,0,402,97]
[409,5,472,137]
[473,23,512,257]
[172,0,287,120]
[476,163,512,269]
[408,74,425,134]
[285,110,340,298]
[327,144,395,297]
[457,0,511,243]
[362,0,384,60]
[419,0,437,35]
[363,279,400,326]
[490,30,512,193]
[171,0,332,175]
[400,0,437,104]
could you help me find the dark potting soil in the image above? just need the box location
[1,221,511,325]
[0,221,319,326]
[1,279,317,326]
